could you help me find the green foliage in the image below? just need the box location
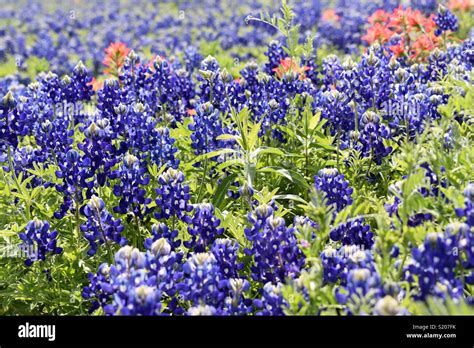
[0,56,18,78]
[26,56,50,80]
[410,297,474,315]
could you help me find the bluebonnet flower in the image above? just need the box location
[321,245,375,285]
[10,83,50,145]
[150,126,179,169]
[211,238,243,279]
[19,218,62,266]
[335,267,384,314]
[189,101,234,161]
[96,79,127,134]
[314,168,353,213]
[154,168,192,222]
[34,115,74,162]
[117,102,155,155]
[151,56,191,123]
[184,203,224,252]
[144,238,185,314]
[178,253,237,314]
[83,239,185,315]
[80,196,127,256]
[293,0,321,32]
[356,111,392,164]
[78,118,119,187]
[253,282,287,316]
[426,48,448,81]
[0,91,18,159]
[171,68,196,121]
[455,184,474,227]
[118,50,144,94]
[38,71,65,104]
[303,54,319,85]
[404,231,464,300]
[54,149,93,219]
[109,153,151,217]
[434,5,458,37]
[320,1,373,53]
[11,145,44,188]
[356,48,392,112]
[144,223,181,251]
[264,40,287,75]
[111,283,162,315]
[82,263,112,313]
[63,61,94,105]
[445,222,474,278]
[184,45,203,72]
[244,204,305,283]
[320,54,343,89]
[329,218,374,249]
[92,246,161,315]
[197,56,228,110]
[319,89,354,148]
[321,246,348,284]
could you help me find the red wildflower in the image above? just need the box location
[322,9,340,22]
[411,34,438,60]
[406,9,430,29]
[389,39,405,57]
[388,6,408,31]
[272,58,310,80]
[363,7,445,62]
[103,42,131,76]
[367,10,390,25]
[362,22,394,45]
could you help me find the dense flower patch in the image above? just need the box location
[0,0,473,316]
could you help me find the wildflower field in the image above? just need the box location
[0,0,473,316]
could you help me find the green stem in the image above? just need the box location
[97,215,114,265]
[74,198,82,249]
[397,230,408,280]
[366,136,374,176]
[7,147,31,221]
[196,156,208,203]
[134,214,141,248]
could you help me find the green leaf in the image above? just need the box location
[0,229,16,237]
[212,173,238,209]
[216,134,239,142]
[185,148,237,169]
[260,166,310,189]
[273,194,307,204]
[252,147,284,158]
[309,111,321,130]
[247,120,263,152]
